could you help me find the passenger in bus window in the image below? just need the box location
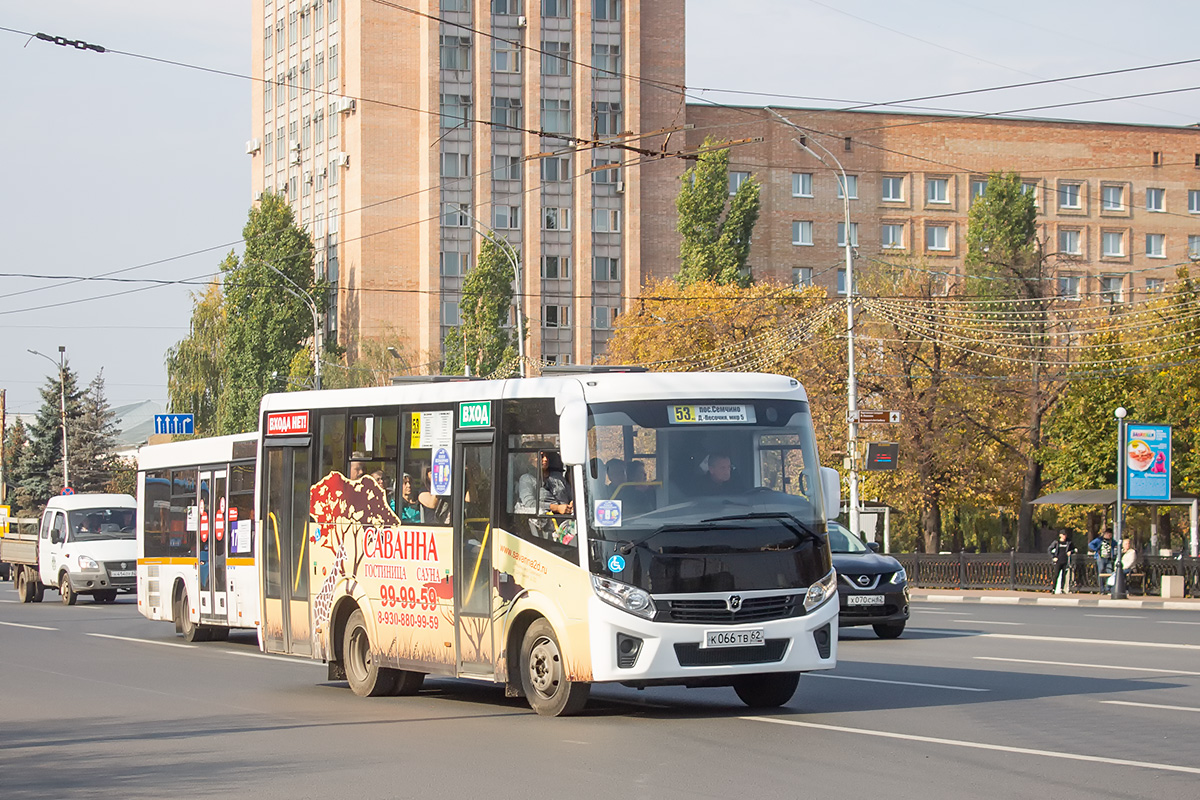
[398,472,422,523]
[623,460,657,516]
[698,452,735,493]
[418,466,451,525]
[604,458,627,499]
[539,451,573,516]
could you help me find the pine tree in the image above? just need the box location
[3,417,29,512]
[70,371,121,493]
[18,364,84,505]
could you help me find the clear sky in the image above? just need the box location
[1,0,1197,417]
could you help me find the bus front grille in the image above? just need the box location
[673,639,788,667]
[662,594,799,624]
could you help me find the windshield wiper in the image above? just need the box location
[614,523,722,555]
[700,512,817,540]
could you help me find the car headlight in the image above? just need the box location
[889,567,907,585]
[77,555,99,571]
[803,568,838,613]
[592,575,656,619]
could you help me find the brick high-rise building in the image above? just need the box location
[248,0,685,370]
[681,106,1200,301]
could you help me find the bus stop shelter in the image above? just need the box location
[1032,489,1199,557]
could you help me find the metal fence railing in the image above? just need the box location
[894,553,1200,597]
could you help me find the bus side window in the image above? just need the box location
[499,398,577,564]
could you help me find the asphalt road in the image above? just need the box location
[2,586,1198,800]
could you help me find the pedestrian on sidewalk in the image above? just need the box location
[1048,530,1076,594]
[1089,528,1116,591]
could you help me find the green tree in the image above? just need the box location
[217,193,319,433]
[166,276,228,435]
[443,239,519,377]
[18,364,84,505]
[69,371,121,493]
[964,171,1058,552]
[676,137,760,287]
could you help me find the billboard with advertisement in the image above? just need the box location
[1125,424,1171,502]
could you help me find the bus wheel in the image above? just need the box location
[60,574,77,606]
[733,672,800,709]
[179,590,209,642]
[343,609,398,697]
[519,619,590,717]
[390,670,425,696]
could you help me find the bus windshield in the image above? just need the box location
[585,399,825,543]
[69,507,137,541]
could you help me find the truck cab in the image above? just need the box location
[38,494,137,604]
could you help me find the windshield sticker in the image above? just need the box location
[669,404,756,424]
[595,499,622,527]
[607,554,626,573]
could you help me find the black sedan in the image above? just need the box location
[828,521,909,638]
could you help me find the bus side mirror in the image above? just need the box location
[819,467,840,522]
[559,400,588,466]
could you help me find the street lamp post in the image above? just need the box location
[444,203,526,378]
[28,346,69,491]
[1113,406,1128,599]
[768,108,861,537]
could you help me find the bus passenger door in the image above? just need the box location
[262,443,313,656]
[454,434,495,678]
[200,470,229,622]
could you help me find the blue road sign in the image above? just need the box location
[154,414,195,436]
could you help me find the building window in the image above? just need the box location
[276,19,285,52]
[593,256,620,281]
[302,7,311,38]
[1101,230,1125,257]
[444,204,469,227]
[594,102,622,136]
[1101,184,1124,211]
[316,0,325,30]
[541,255,570,279]
[593,306,618,330]
[1146,277,1166,292]
[593,44,621,76]
[493,0,518,13]
[793,267,812,287]
[1146,233,1165,258]
[541,99,571,135]
[542,207,571,230]
[593,208,621,233]
[543,305,570,328]
[926,224,950,251]
[289,11,298,45]
[442,301,461,326]
[328,102,339,137]
[970,178,988,203]
[541,41,571,76]
[1189,235,1200,259]
[837,174,858,199]
[329,0,339,23]
[264,80,272,109]
[1057,275,1081,300]
[288,67,299,100]
[442,0,469,9]
[1153,150,1164,166]
[1021,180,1039,206]
[881,176,903,202]
[792,172,813,198]
[1100,275,1124,303]
[494,154,520,180]
[836,269,847,295]
[494,39,520,73]
[882,223,904,250]
[441,153,470,178]
[440,36,471,71]
[926,177,949,204]
[314,110,324,145]
[329,44,338,81]
[441,252,469,276]
[591,160,620,184]
[1058,182,1082,209]
[494,205,521,229]
[315,53,325,86]
[441,94,471,129]
[728,171,750,195]
[1146,187,1165,212]
[1058,228,1081,256]
[593,0,621,20]
[264,23,272,53]
[541,156,569,181]
[492,96,522,130]
[836,221,859,247]
[543,0,569,17]
[792,220,813,246]
[1190,189,1200,213]
[302,115,312,150]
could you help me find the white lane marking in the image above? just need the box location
[811,673,987,692]
[974,656,1200,677]
[743,716,1200,775]
[1102,700,1200,714]
[916,610,960,615]
[223,649,320,665]
[953,620,1023,626]
[0,620,57,631]
[911,629,1200,651]
[1086,614,1146,619]
[1157,620,1200,626]
[86,633,195,650]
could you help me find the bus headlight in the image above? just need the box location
[803,568,838,613]
[592,575,656,620]
[77,555,99,571]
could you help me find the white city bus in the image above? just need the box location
[137,433,260,641]
[257,370,841,715]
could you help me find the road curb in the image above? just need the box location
[913,593,1200,612]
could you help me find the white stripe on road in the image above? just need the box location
[811,673,987,692]
[1157,620,1200,626]
[953,620,1023,626]
[223,649,319,665]
[0,620,57,631]
[743,716,1200,775]
[86,633,195,649]
[974,656,1200,677]
[1086,614,1146,619]
[911,629,1200,651]
[1102,700,1200,714]
[917,610,961,615]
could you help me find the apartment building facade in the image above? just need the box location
[248,0,685,369]
[676,107,1200,302]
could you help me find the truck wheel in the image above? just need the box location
[519,619,590,716]
[16,566,33,603]
[733,672,800,708]
[60,574,77,606]
[31,577,44,603]
[343,609,397,697]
